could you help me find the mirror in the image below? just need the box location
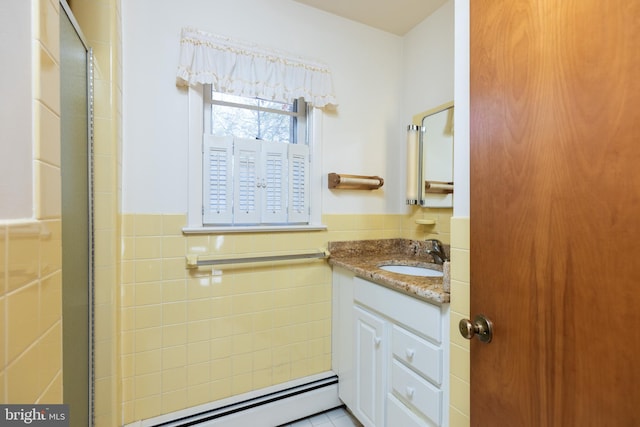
[419,102,454,208]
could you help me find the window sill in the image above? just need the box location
[182,224,328,235]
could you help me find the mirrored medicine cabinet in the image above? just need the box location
[406,101,454,208]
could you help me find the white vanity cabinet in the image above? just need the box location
[353,305,386,426]
[332,268,449,427]
[332,267,356,409]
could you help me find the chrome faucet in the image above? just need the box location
[426,239,449,264]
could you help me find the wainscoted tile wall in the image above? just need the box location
[1,222,63,404]
[404,206,453,244]
[119,213,425,423]
[0,0,63,405]
[449,217,470,426]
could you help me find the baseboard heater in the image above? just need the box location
[132,373,341,427]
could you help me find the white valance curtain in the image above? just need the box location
[176,27,337,108]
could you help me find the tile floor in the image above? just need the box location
[278,406,363,427]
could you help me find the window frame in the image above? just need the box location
[183,86,325,234]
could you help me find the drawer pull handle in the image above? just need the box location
[374,336,381,347]
[406,348,415,360]
[406,386,415,399]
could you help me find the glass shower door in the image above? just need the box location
[60,3,94,426]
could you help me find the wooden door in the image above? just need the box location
[470,1,640,425]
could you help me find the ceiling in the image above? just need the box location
[293,0,449,36]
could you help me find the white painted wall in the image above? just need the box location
[402,0,455,118]
[122,0,405,215]
[401,0,455,213]
[454,0,470,217]
[0,2,33,219]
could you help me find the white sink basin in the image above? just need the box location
[378,264,443,277]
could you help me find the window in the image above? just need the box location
[206,92,303,143]
[178,27,334,233]
[185,86,320,231]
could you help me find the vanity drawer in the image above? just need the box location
[353,277,442,343]
[391,359,442,426]
[387,393,432,427]
[392,325,442,386]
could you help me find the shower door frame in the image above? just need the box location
[60,1,95,425]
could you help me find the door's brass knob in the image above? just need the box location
[458,318,476,339]
[459,315,493,343]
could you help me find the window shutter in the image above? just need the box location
[288,144,310,223]
[203,135,233,224]
[260,141,288,223]
[233,138,261,224]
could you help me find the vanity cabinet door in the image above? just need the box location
[353,305,386,427]
[332,268,356,409]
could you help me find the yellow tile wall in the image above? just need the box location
[403,206,453,244]
[0,0,63,405]
[120,213,407,423]
[449,216,470,426]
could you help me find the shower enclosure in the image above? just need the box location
[60,2,94,426]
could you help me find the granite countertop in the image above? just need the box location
[328,238,450,305]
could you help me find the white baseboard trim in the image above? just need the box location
[127,372,341,427]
